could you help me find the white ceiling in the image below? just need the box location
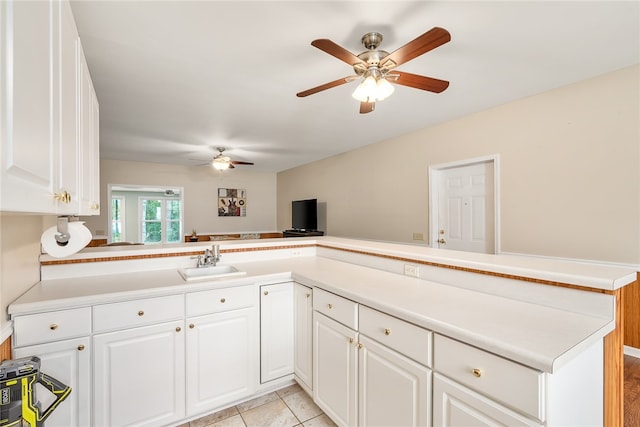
[70,1,640,173]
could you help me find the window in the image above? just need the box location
[111,196,125,242]
[139,197,183,244]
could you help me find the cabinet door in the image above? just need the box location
[186,306,258,416]
[313,311,358,427]
[433,373,542,427]
[54,0,80,216]
[93,320,185,427]
[260,282,294,383]
[358,335,431,427]
[294,283,313,390]
[77,42,100,215]
[13,337,90,427]
[0,0,57,213]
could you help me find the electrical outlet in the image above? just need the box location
[291,250,302,257]
[412,232,424,241]
[404,264,419,278]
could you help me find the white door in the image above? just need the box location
[14,337,91,427]
[93,321,185,427]
[313,312,358,427]
[260,282,294,383]
[432,160,496,254]
[294,283,313,391]
[186,307,258,416]
[358,335,431,427]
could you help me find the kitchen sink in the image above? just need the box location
[179,265,246,281]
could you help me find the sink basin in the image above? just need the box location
[179,265,246,281]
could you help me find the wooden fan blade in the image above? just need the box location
[380,27,451,69]
[311,39,364,66]
[230,161,254,166]
[392,71,449,93]
[360,101,375,114]
[297,76,354,97]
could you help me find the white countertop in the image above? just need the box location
[315,237,637,291]
[41,236,637,290]
[11,256,615,374]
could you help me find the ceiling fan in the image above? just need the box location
[296,27,451,114]
[209,147,254,170]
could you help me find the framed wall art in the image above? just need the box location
[218,188,246,217]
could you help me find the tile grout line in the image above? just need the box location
[278,393,303,426]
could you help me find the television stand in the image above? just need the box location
[283,230,324,238]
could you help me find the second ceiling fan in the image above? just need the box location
[210,147,254,170]
[297,27,451,114]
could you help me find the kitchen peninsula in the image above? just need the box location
[10,237,636,426]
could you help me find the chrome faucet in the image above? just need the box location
[203,248,214,266]
[211,245,221,265]
[193,245,221,268]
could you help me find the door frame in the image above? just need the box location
[428,154,501,254]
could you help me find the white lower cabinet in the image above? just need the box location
[260,282,294,383]
[433,374,541,427]
[358,336,431,427]
[293,283,313,391]
[13,337,91,427]
[93,320,186,427]
[185,284,258,417]
[186,306,258,415]
[313,291,434,427]
[313,311,358,427]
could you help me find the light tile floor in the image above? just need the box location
[182,384,336,427]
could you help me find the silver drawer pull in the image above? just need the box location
[77,345,85,351]
[49,324,58,330]
[220,298,226,303]
[138,310,144,316]
[264,291,269,296]
[384,328,391,336]
[327,303,333,309]
[472,368,482,378]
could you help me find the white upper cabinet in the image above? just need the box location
[0,0,99,215]
[77,42,100,215]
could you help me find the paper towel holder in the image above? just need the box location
[55,217,71,246]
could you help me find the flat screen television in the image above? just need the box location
[291,199,317,231]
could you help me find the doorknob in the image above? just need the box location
[437,238,446,244]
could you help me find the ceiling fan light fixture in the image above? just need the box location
[376,77,395,100]
[212,157,230,170]
[351,74,377,102]
[351,70,394,103]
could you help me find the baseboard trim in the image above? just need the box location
[624,345,640,358]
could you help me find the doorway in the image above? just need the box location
[428,156,500,254]
[107,184,184,244]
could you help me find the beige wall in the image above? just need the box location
[81,159,278,238]
[0,214,44,324]
[277,65,640,264]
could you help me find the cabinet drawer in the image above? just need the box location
[187,285,257,317]
[434,334,544,421]
[13,307,91,347]
[359,305,432,367]
[313,288,358,330]
[93,294,184,333]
